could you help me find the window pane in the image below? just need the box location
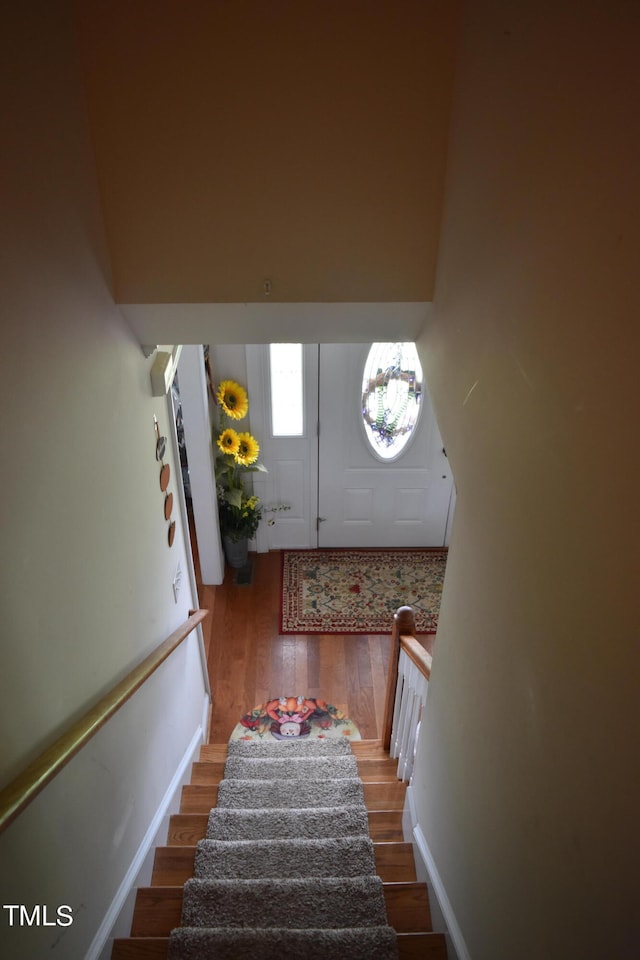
[270,343,304,436]
[361,342,423,460]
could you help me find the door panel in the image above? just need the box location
[318,344,453,547]
[245,344,319,549]
[248,342,454,550]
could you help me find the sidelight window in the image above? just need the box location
[270,343,304,436]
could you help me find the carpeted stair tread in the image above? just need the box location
[181,876,389,928]
[194,836,375,879]
[223,754,358,780]
[167,736,404,959]
[206,805,369,841]
[226,738,352,758]
[216,777,364,809]
[168,925,399,959]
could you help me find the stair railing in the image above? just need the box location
[382,605,432,782]
[0,608,209,836]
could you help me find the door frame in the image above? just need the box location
[246,341,456,550]
[246,343,319,550]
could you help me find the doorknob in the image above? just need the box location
[316,517,327,531]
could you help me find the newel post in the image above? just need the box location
[382,605,416,751]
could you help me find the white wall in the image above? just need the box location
[0,4,208,956]
[414,2,640,959]
[208,344,249,392]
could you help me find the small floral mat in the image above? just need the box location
[281,548,447,634]
[230,697,362,742]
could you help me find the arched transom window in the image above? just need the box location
[361,342,423,461]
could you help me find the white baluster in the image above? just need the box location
[390,648,429,782]
[398,659,419,779]
[390,656,405,759]
[394,651,412,769]
[403,668,426,780]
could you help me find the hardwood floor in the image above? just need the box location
[188,495,436,745]
[198,550,394,742]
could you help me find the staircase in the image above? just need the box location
[112,739,446,959]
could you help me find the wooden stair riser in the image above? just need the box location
[351,740,395,759]
[151,842,416,885]
[189,762,225,784]
[131,883,431,937]
[166,814,208,846]
[112,932,447,960]
[197,739,391,764]
[180,780,406,814]
[179,784,218,814]
[112,941,167,960]
[198,744,228,763]
[356,758,401,781]
[191,757,399,784]
[368,810,405,842]
[167,809,405,845]
[397,933,448,959]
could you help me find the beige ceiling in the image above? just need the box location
[77,0,458,305]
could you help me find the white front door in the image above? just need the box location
[317,344,453,547]
[247,342,454,550]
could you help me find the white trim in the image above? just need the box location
[177,345,225,584]
[87,719,206,960]
[404,785,472,960]
[444,482,457,547]
[245,343,319,551]
[245,344,270,554]
[150,345,183,396]
[166,384,212,698]
[121,302,430,347]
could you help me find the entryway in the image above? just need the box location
[246,343,455,549]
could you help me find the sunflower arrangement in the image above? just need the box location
[212,378,275,542]
[217,380,249,420]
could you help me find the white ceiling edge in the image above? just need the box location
[120,302,432,346]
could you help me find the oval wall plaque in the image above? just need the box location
[156,435,167,461]
[159,463,170,491]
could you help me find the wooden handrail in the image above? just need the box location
[400,635,432,680]
[0,608,209,836]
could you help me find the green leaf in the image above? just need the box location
[242,463,268,473]
[214,456,233,478]
[224,487,243,508]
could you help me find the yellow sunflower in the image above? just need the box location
[234,432,260,466]
[216,428,240,455]
[217,380,249,419]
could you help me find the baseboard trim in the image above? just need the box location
[405,785,472,960]
[87,718,206,960]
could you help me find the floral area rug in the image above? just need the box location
[230,696,361,742]
[281,548,447,635]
